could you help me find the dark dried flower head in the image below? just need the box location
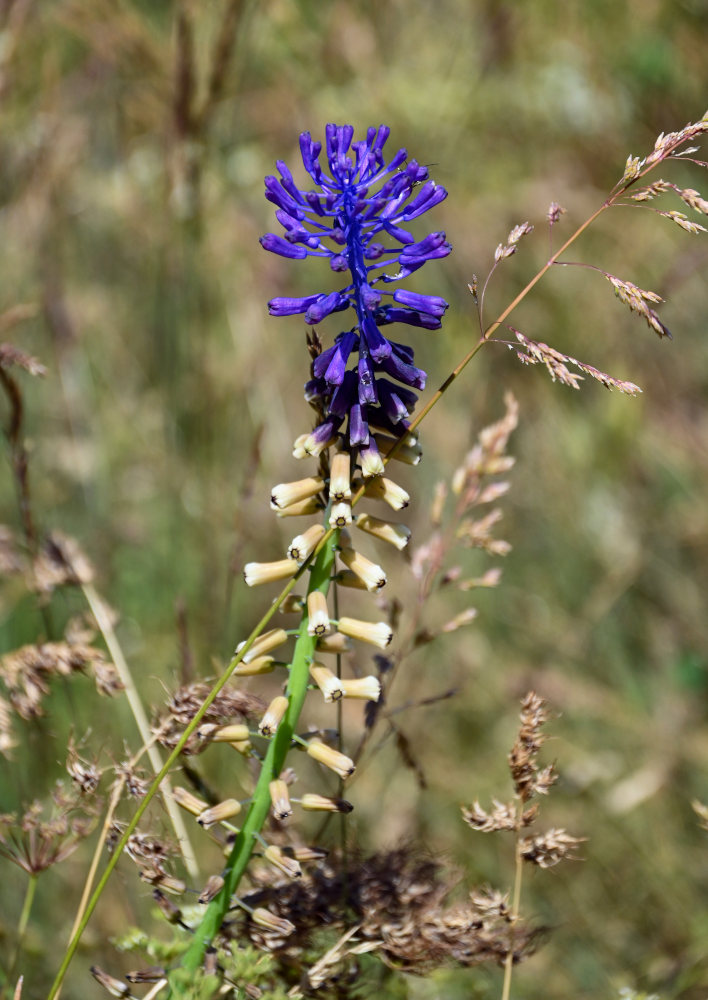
[519,828,585,868]
[239,847,540,975]
[0,783,98,875]
[114,759,149,798]
[0,640,122,719]
[32,531,94,594]
[66,739,101,795]
[508,692,556,802]
[262,124,451,465]
[153,681,264,754]
[90,966,131,999]
[462,799,517,833]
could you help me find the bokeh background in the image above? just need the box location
[1,1,708,997]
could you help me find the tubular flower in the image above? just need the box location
[261,124,451,463]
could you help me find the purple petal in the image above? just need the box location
[264,176,305,219]
[313,331,358,384]
[378,381,414,423]
[329,254,348,272]
[329,370,358,417]
[379,307,441,330]
[400,183,448,221]
[381,222,415,244]
[399,243,452,267]
[269,293,323,316]
[361,315,392,362]
[260,233,308,259]
[276,160,305,203]
[304,377,327,401]
[305,291,347,324]
[299,133,323,182]
[378,350,427,391]
[393,290,449,317]
[379,378,417,410]
[360,284,382,310]
[349,403,369,446]
[358,355,378,405]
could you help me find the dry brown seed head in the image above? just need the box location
[462,799,517,833]
[198,874,225,904]
[125,968,166,984]
[90,966,131,998]
[519,828,585,868]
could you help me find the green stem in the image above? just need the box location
[171,529,339,992]
[10,873,38,981]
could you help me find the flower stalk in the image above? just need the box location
[172,527,339,989]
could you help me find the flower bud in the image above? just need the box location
[269,779,292,821]
[362,475,410,510]
[275,496,323,517]
[259,695,289,737]
[300,793,354,813]
[338,547,386,591]
[264,844,302,879]
[329,452,352,500]
[316,632,353,655]
[337,616,393,649]
[236,628,288,663]
[232,655,276,676]
[355,512,411,550]
[244,558,298,587]
[287,524,325,562]
[201,723,250,743]
[197,799,242,829]
[339,675,381,701]
[270,476,324,510]
[172,786,208,817]
[360,442,385,478]
[252,908,295,936]
[307,591,330,637]
[374,434,422,465]
[198,875,225,904]
[329,500,352,528]
[306,739,355,779]
[309,663,344,701]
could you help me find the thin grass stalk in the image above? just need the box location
[82,582,199,881]
[9,873,37,983]
[500,805,525,1000]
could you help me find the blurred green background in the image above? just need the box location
[1,0,708,997]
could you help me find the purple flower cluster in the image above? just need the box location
[261,124,451,470]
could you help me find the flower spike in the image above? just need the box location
[262,124,451,461]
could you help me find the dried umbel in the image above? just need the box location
[0,783,99,875]
[0,638,122,720]
[238,847,539,978]
[152,681,264,754]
